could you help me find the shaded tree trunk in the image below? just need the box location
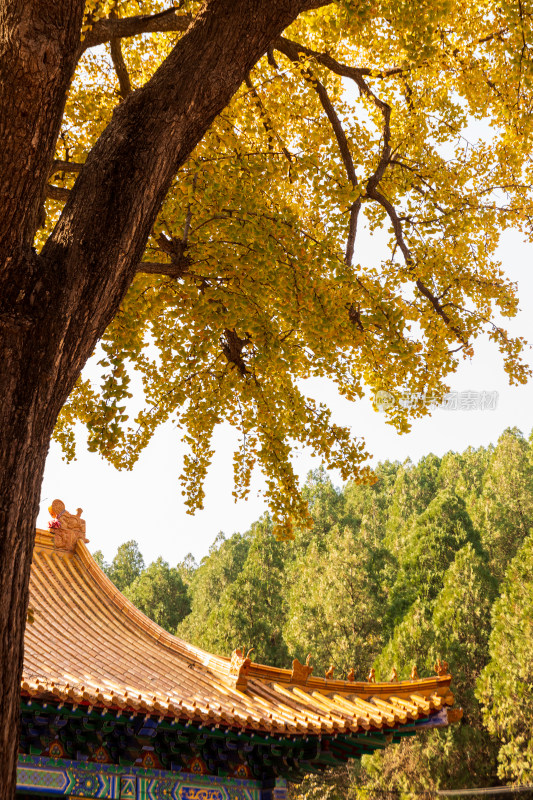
[0,0,321,794]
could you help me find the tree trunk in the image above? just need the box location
[0,0,322,794]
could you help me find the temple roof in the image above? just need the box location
[23,527,460,737]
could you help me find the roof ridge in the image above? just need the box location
[75,537,229,672]
[25,528,461,734]
[33,528,454,698]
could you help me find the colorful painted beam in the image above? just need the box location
[17,755,287,799]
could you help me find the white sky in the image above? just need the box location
[37,226,533,566]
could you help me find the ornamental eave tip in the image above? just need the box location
[48,498,88,551]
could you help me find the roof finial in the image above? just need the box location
[291,654,313,684]
[229,646,253,689]
[411,665,419,680]
[434,657,449,676]
[390,667,399,682]
[48,499,88,551]
[367,667,376,683]
[347,668,355,682]
[325,664,335,679]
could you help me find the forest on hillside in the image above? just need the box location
[94,427,533,798]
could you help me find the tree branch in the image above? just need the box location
[221,328,251,377]
[137,259,190,278]
[106,8,133,99]
[277,43,360,264]
[110,37,133,99]
[274,36,406,81]
[244,75,293,164]
[45,185,71,202]
[79,8,193,53]
[278,36,467,344]
[49,160,84,178]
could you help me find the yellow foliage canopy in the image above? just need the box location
[46,0,533,537]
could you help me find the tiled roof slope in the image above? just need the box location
[23,529,459,736]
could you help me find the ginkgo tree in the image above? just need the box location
[1,0,533,793]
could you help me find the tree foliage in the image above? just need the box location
[177,531,251,653]
[106,539,145,591]
[478,531,533,784]
[210,518,290,666]
[387,489,480,621]
[474,428,533,580]
[48,0,533,539]
[284,523,391,678]
[124,557,191,632]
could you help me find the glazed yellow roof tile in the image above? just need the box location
[23,529,459,735]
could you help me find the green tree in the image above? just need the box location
[107,540,145,592]
[388,489,480,622]
[370,544,499,794]
[284,524,393,678]
[294,469,348,553]
[215,517,290,666]
[437,446,491,506]
[178,531,250,653]
[176,552,198,588]
[386,455,441,546]
[478,531,533,784]
[124,557,191,633]
[359,733,449,798]
[432,545,496,720]
[344,460,401,545]
[429,545,500,789]
[289,765,357,800]
[473,428,533,581]
[92,549,109,572]
[374,598,434,681]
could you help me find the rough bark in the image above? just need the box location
[0,0,326,795]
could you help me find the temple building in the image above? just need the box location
[18,502,462,799]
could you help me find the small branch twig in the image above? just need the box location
[275,36,406,81]
[277,43,360,264]
[244,75,293,165]
[109,11,133,99]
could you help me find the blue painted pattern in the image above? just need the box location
[17,755,261,799]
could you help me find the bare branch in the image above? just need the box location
[275,36,406,81]
[49,160,84,178]
[46,185,70,202]
[244,75,293,164]
[80,8,193,54]
[277,43,360,263]
[137,258,190,278]
[110,37,133,99]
